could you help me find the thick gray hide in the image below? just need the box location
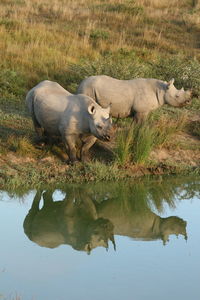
[26,80,112,162]
[77,75,192,122]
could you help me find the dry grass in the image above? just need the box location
[0,0,200,87]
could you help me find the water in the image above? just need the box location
[0,177,200,300]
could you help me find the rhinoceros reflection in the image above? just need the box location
[23,190,116,253]
[95,199,187,245]
[24,185,187,253]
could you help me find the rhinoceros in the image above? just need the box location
[77,75,192,122]
[26,80,112,163]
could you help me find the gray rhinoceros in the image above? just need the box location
[77,75,192,122]
[26,80,112,163]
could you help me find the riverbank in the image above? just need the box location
[0,0,200,191]
[0,110,199,191]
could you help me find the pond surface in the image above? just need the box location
[0,177,200,300]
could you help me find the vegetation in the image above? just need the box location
[0,0,200,189]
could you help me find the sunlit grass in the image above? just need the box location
[0,0,199,87]
[0,0,199,187]
[114,113,188,165]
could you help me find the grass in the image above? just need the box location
[0,0,200,86]
[0,0,200,189]
[114,113,188,165]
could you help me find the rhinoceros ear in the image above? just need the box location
[88,104,96,115]
[167,78,175,89]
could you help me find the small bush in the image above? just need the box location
[114,126,135,164]
[149,55,200,97]
[114,113,188,165]
[114,122,155,165]
[131,123,156,164]
[66,50,151,88]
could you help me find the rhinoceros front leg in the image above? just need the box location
[80,135,97,162]
[134,111,149,123]
[63,134,78,164]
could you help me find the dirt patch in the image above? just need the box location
[150,132,200,166]
[150,148,200,166]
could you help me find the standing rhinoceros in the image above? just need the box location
[26,80,112,163]
[77,75,192,122]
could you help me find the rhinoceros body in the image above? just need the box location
[26,80,112,162]
[77,75,192,122]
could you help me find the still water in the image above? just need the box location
[0,177,200,300]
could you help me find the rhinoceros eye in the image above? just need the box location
[97,125,103,130]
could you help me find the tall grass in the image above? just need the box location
[114,126,135,165]
[132,123,156,164]
[114,114,187,165]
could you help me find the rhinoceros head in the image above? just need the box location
[160,216,187,245]
[88,103,112,141]
[164,79,192,107]
[84,218,116,254]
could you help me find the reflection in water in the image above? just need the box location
[22,179,194,253]
[24,190,115,254]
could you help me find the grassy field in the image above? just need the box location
[0,0,200,190]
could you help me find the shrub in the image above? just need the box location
[114,126,135,164]
[114,122,155,165]
[114,113,188,165]
[149,55,200,97]
[131,123,156,164]
[65,50,151,91]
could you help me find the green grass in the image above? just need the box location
[0,0,200,188]
[114,114,188,165]
[114,126,135,165]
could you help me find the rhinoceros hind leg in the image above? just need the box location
[31,114,47,145]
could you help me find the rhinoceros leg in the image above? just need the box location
[80,136,97,162]
[42,191,54,207]
[134,111,148,123]
[63,134,78,163]
[23,190,43,237]
[31,111,52,145]
[31,111,45,142]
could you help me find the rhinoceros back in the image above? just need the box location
[77,75,135,118]
[28,81,71,136]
